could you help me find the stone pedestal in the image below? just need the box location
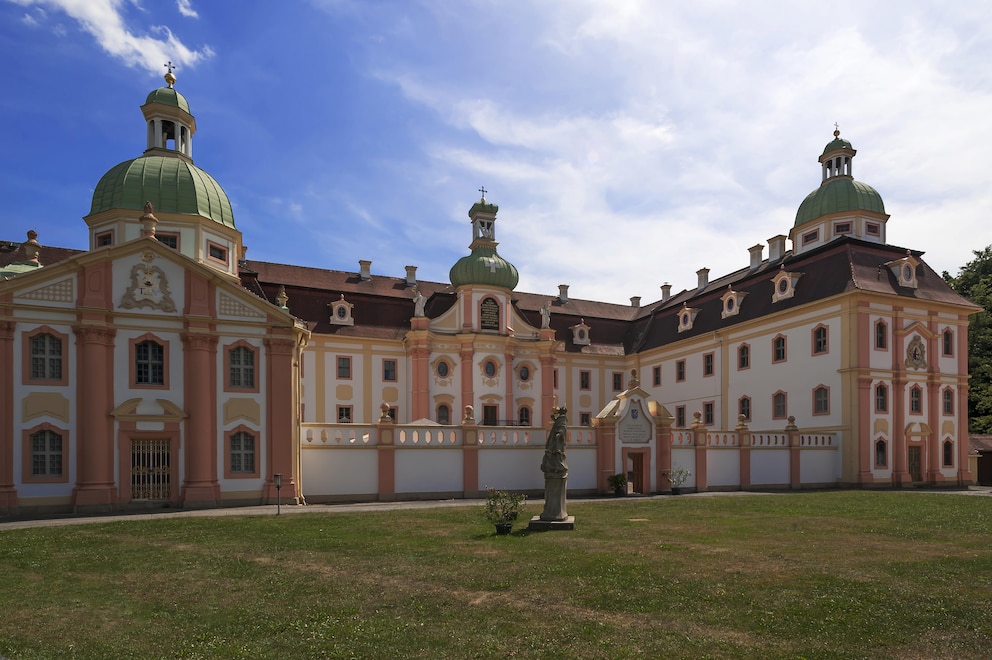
[528,476,574,531]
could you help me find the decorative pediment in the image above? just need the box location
[19,277,74,304]
[219,292,265,319]
[111,398,187,422]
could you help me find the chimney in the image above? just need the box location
[768,235,787,262]
[749,244,764,270]
[661,283,672,302]
[359,259,372,281]
[696,267,709,291]
[558,284,569,303]
[630,296,641,308]
[405,265,417,286]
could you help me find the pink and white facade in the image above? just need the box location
[0,81,978,516]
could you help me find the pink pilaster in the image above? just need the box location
[72,324,118,510]
[180,332,220,506]
[264,336,299,504]
[0,320,17,509]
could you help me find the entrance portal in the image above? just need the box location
[908,445,923,483]
[131,439,171,500]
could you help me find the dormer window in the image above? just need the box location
[329,294,355,326]
[720,287,747,319]
[570,319,591,346]
[677,304,700,333]
[885,252,920,289]
[771,268,802,303]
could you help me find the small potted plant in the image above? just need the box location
[665,466,691,495]
[484,487,525,535]
[607,473,627,496]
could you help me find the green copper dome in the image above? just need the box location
[144,86,190,114]
[795,178,885,227]
[449,245,519,290]
[821,136,853,156]
[90,156,235,228]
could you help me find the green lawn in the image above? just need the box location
[1,491,990,659]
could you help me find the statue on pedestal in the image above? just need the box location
[538,406,569,522]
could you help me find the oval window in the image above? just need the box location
[519,365,530,381]
[902,264,912,280]
[726,297,735,311]
[778,279,788,294]
[680,314,689,327]
[578,329,586,340]
[437,361,449,378]
[336,306,347,318]
[484,361,497,378]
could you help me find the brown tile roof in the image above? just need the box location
[970,436,992,452]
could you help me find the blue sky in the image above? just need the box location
[3,1,992,304]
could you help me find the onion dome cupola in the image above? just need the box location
[85,65,241,277]
[448,193,520,290]
[791,129,889,256]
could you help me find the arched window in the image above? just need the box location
[910,385,923,414]
[518,407,531,426]
[738,396,751,422]
[737,344,750,370]
[943,440,954,467]
[812,325,828,355]
[773,336,787,363]
[437,404,451,425]
[773,392,787,419]
[813,386,829,415]
[29,333,63,381]
[875,383,888,413]
[943,389,954,415]
[875,439,887,467]
[943,329,954,356]
[875,320,887,350]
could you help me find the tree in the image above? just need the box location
[944,246,992,433]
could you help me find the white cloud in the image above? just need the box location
[176,0,196,18]
[9,0,211,74]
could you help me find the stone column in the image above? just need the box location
[736,414,751,490]
[72,325,118,511]
[655,407,673,494]
[691,413,707,492]
[0,321,17,510]
[264,336,298,504]
[461,406,479,497]
[180,332,220,507]
[787,416,801,489]
[376,403,395,501]
[857,377,874,485]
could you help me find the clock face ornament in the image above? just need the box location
[905,335,926,370]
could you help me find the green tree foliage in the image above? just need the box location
[944,246,992,433]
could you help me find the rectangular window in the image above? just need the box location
[943,389,954,415]
[156,233,179,249]
[383,359,397,382]
[31,430,63,477]
[652,366,661,387]
[739,397,751,422]
[943,330,954,357]
[207,243,228,263]
[580,370,591,390]
[803,230,819,245]
[30,333,62,381]
[703,402,714,425]
[676,360,686,382]
[228,346,255,389]
[437,404,450,425]
[866,223,880,236]
[482,405,498,426]
[230,431,256,474]
[703,353,714,376]
[580,412,591,427]
[337,406,352,423]
[553,369,559,389]
[337,356,352,379]
[135,340,165,385]
[875,385,888,413]
[612,372,623,391]
[834,222,852,235]
[95,230,114,247]
[676,406,686,428]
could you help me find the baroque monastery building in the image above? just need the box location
[0,76,978,514]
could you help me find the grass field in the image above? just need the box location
[1,491,990,659]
